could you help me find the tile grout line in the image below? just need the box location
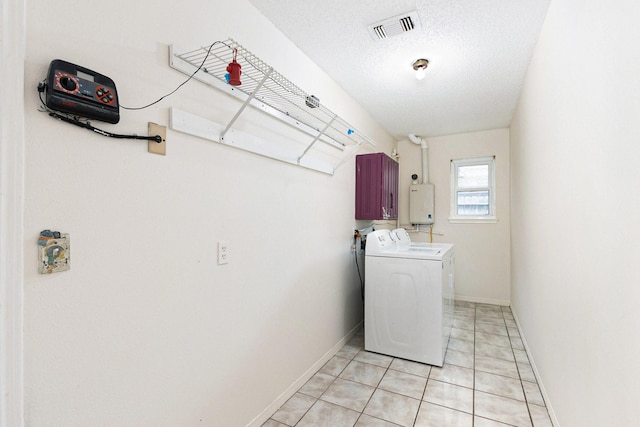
[353,355,390,427]
[411,353,433,427]
[472,304,477,427]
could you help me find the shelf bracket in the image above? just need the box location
[220,67,274,142]
[298,115,337,164]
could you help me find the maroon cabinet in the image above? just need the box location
[355,153,399,220]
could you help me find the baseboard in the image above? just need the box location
[246,321,363,427]
[455,295,511,306]
[511,309,560,427]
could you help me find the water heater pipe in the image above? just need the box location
[408,134,429,184]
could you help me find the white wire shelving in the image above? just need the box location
[169,38,376,175]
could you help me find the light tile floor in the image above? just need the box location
[263,301,554,427]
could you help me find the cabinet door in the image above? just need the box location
[355,153,398,220]
[355,154,382,219]
[382,154,399,219]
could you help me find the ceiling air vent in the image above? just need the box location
[368,11,421,41]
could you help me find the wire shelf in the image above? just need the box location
[169,38,376,174]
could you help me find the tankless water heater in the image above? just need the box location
[409,183,434,224]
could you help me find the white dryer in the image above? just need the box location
[365,229,455,366]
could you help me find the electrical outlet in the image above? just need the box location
[217,241,229,265]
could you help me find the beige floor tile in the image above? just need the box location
[296,400,360,427]
[320,356,351,376]
[475,341,515,362]
[478,307,507,317]
[475,314,505,325]
[430,363,474,388]
[474,391,532,427]
[474,416,515,426]
[320,378,375,412]
[378,369,428,400]
[354,350,394,368]
[475,371,525,401]
[445,349,475,369]
[337,343,363,359]
[423,379,473,413]
[505,318,517,328]
[355,414,402,427]
[510,336,525,350]
[513,349,530,364]
[271,393,317,426]
[453,318,475,331]
[340,360,387,387]
[517,362,537,382]
[528,403,554,427]
[364,389,421,427]
[507,326,520,337]
[454,300,476,308]
[349,334,365,347]
[475,332,511,348]
[447,337,474,354]
[475,323,509,337]
[298,372,336,398]
[414,402,473,427]
[450,327,475,341]
[389,358,431,378]
[522,381,545,406]
[475,355,520,379]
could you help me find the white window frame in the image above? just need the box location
[449,156,497,223]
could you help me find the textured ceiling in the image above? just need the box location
[249,0,551,140]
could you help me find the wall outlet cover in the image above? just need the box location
[217,241,229,265]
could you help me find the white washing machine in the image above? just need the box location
[364,229,455,366]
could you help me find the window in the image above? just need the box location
[450,156,496,223]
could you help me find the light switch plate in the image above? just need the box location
[148,122,166,155]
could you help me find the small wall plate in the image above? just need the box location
[38,232,70,274]
[148,122,166,155]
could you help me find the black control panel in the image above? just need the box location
[45,59,120,124]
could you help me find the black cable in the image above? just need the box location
[120,40,228,111]
[353,232,366,302]
[38,87,162,142]
[355,249,364,302]
[48,111,162,142]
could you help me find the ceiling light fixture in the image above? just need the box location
[412,58,429,80]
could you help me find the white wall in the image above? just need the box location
[397,129,511,305]
[0,1,26,426]
[23,1,393,426]
[510,0,640,426]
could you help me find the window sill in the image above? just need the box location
[448,217,498,224]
